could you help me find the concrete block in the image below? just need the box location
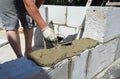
[83,7,120,42]
[71,50,89,79]
[87,38,118,79]
[46,5,67,24]
[94,58,120,79]
[0,39,8,47]
[67,7,86,27]
[48,59,68,79]
[0,44,16,64]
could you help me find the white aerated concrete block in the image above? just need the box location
[87,38,118,79]
[48,59,68,79]
[0,39,8,47]
[39,5,46,22]
[83,7,120,42]
[58,26,76,37]
[94,58,120,79]
[46,5,66,24]
[71,50,89,79]
[67,7,86,27]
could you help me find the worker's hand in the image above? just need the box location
[42,27,57,42]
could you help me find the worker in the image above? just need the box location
[0,0,57,58]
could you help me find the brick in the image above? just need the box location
[83,7,120,42]
[87,38,118,79]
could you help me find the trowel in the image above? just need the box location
[43,35,73,49]
[43,21,71,49]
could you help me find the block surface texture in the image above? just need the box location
[87,38,118,79]
[94,58,120,79]
[83,7,120,42]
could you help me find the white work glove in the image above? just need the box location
[42,27,57,42]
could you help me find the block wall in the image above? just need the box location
[33,6,120,79]
[0,6,120,79]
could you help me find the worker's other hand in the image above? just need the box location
[42,27,57,42]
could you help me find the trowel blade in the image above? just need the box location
[43,38,58,49]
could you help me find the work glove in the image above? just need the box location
[42,27,57,42]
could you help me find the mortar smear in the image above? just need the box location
[28,38,99,67]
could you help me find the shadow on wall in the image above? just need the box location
[32,26,44,51]
[0,18,3,30]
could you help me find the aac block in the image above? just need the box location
[87,38,118,79]
[94,58,120,79]
[71,50,89,79]
[46,5,66,24]
[0,39,8,47]
[48,59,69,79]
[83,7,120,42]
[67,7,86,27]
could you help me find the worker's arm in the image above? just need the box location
[23,0,46,29]
[23,0,57,41]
